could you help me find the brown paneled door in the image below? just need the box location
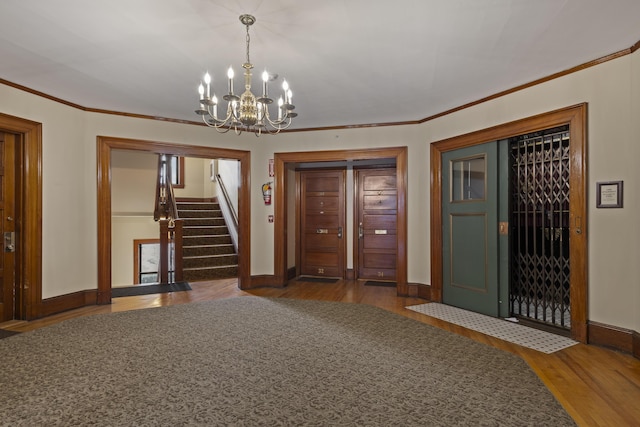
[0,132,16,321]
[299,170,345,278]
[356,168,397,281]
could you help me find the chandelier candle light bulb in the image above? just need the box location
[195,14,297,136]
[204,72,211,99]
[262,70,269,98]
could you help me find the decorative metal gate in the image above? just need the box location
[509,125,571,330]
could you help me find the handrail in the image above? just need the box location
[216,173,238,228]
[154,154,182,284]
[153,155,179,222]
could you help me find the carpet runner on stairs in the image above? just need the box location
[177,199,238,281]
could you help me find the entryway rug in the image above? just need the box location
[296,276,339,283]
[112,282,191,298]
[0,329,20,340]
[364,280,396,287]
[406,302,578,354]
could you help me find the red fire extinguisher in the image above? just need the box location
[262,182,272,205]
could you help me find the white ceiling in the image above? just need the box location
[1,0,640,131]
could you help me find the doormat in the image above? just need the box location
[296,277,339,283]
[406,302,578,354]
[0,329,20,340]
[364,281,396,287]
[112,282,191,298]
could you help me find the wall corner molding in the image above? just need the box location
[588,321,637,358]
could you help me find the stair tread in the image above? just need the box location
[181,217,223,220]
[184,265,238,270]
[177,199,236,279]
[184,254,237,259]
[183,244,234,248]
[182,234,229,241]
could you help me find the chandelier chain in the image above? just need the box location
[245,23,251,65]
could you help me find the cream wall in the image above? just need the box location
[111,150,157,214]
[111,216,157,287]
[632,50,640,333]
[110,150,156,287]
[217,159,239,214]
[110,150,215,286]
[0,49,638,332]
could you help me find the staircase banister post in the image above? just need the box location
[159,219,169,284]
[174,219,184,282]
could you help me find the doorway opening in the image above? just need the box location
[431,104,587,342]
[273,147,408,294]
[509,125,572,332]
[97,136,251,304]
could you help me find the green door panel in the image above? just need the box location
[442,141,499,317]
[450,213,488,293]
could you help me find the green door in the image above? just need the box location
[442,141,507,317]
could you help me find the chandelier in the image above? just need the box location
[195,14,297,136]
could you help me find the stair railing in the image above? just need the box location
[216,173,238,229]
[216,173,239,251]
[153,154,183,283]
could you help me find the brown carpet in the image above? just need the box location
[0,297,575,426]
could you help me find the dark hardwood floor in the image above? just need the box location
[1,278,639,426]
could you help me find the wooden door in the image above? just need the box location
[0,132,17,321]
[299,170,345,278]
[442,142,500,317]
[356,168,397,281]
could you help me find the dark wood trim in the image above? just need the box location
[0,78,87,111]
[430,104,588,343]
[248,275,283,288]
[294,171,301,281]
[287,267,297,281]
[40,290,98,318]
[589,321,634,354]
[345,269,355,280]
[407,283,431,300]
[97,136,251,303]
[274,147,408,294]
[429,144,443,303]
[0,113,42,321]
[3,40,639,134]
[634,331,640,359]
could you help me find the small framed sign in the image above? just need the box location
[268,158,275,177]
[596,180,623,208]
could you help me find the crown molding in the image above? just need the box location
[2,38,640,132]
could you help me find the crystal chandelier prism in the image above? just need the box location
[195,14,297,136]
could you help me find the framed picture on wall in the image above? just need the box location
[596,180,623,208]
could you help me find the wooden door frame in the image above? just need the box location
[0,112,42,320]
[96,136,251,304]
[430,103,588,342]
[274,146,408,294]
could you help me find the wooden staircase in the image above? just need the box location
[176,199,238,282]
